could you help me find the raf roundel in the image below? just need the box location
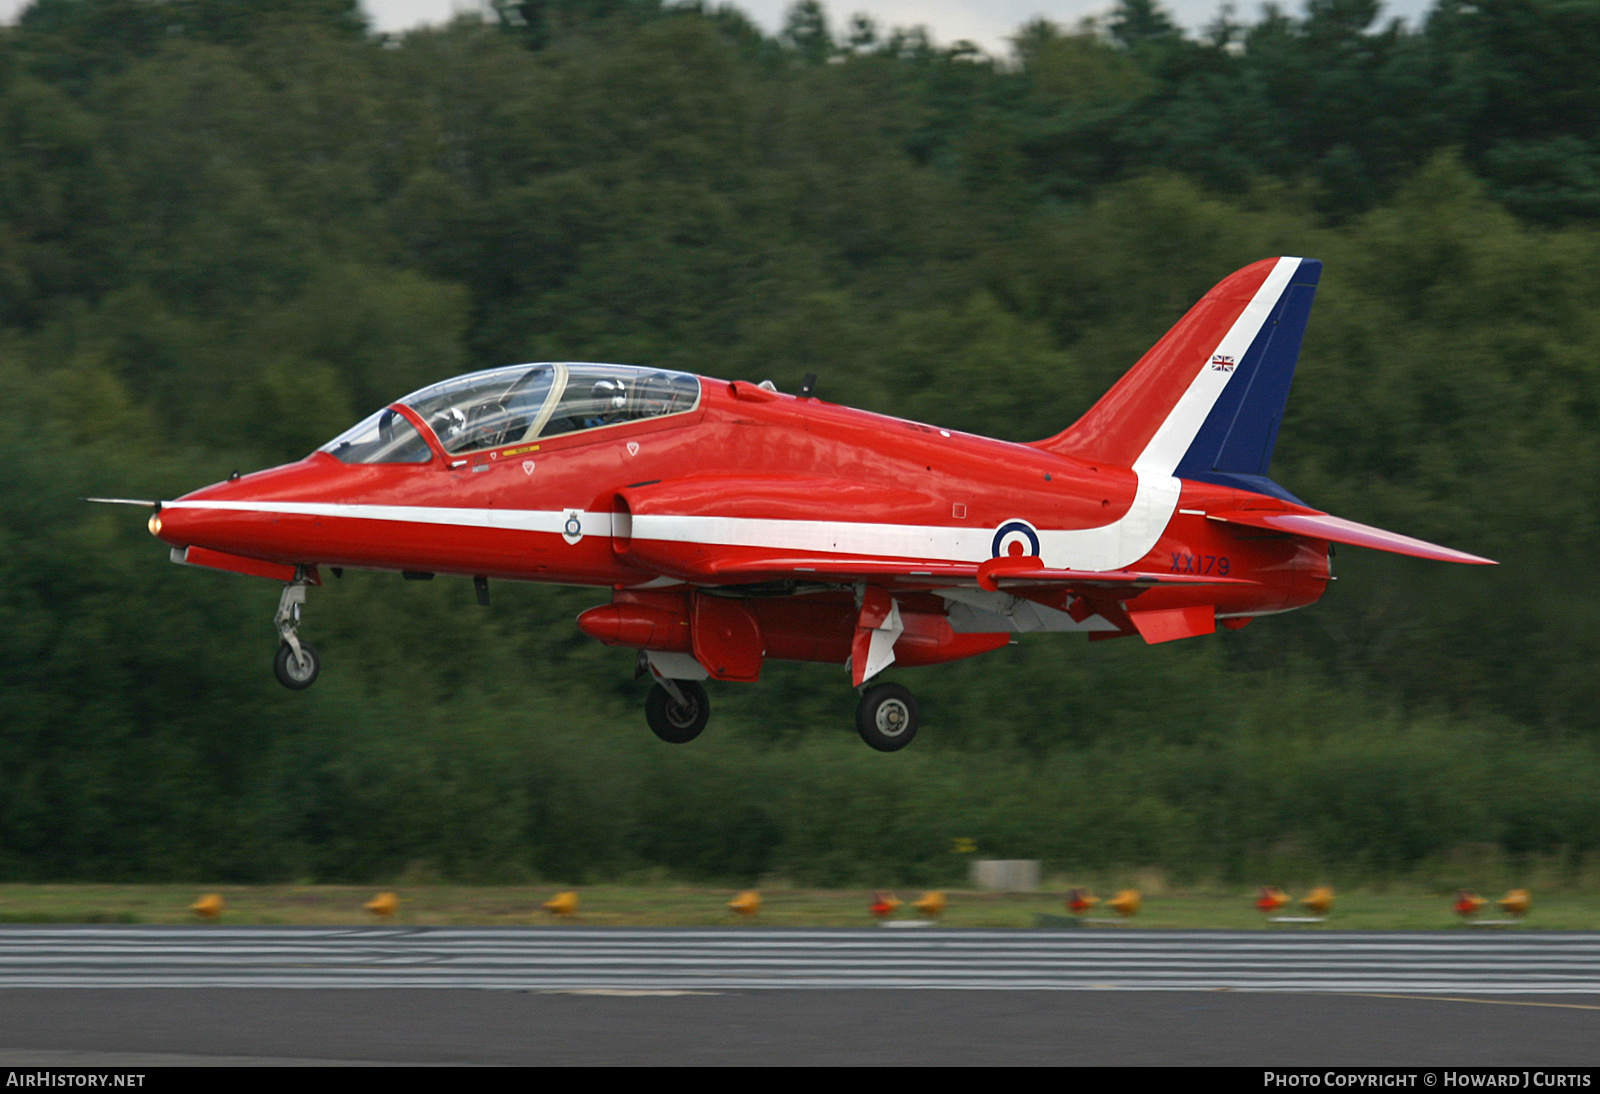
[991,520,1041,559]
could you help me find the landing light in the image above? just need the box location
[147,513,162,536]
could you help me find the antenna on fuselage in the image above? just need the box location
[798,372,817,399]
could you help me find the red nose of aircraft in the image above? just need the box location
[148,483,236,554]
[148,498,236,556]
[147,457,330,562]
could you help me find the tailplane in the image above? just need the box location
[1206,508,1495,565]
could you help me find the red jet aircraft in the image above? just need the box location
[102,257,1493,751]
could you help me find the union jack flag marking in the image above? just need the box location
[1210,354,1236,372]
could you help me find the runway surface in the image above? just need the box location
[1,928,1597,1064]
[2,925,1599,992]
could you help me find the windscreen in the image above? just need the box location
[319,407,434,464]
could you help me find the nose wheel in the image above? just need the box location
[272,574,320,690]
[856,682,918,751]
[274,639,320,690]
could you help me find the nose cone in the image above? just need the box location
[148,479,250,551]
[148,498,224,552]
[149,456,333,558]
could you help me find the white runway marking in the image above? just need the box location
[2,928,1599,993]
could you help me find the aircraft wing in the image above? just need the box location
[1206,509,1495,565]
[646,550,1255,590]
[968,556,1256,591]
[616,476,1258,592]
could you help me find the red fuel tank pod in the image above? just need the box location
[576,599,691,651]
[891,608,1010,667]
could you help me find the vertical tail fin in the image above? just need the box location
[1036,257,1321,498]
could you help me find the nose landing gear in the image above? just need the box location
[272,573,320,690]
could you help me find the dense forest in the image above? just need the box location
[4,0,1600,886]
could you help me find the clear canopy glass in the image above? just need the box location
[539,364,700,438]
[404,364,558,455]
[319,407,433,464]
[319,363,702,464]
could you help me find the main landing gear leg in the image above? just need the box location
[272,570,320,690]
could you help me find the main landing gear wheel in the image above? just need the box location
[273,640,320,690]
[645,680,709,744]
[856,683,918,752]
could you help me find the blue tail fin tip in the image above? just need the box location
[1176,257,1322,495]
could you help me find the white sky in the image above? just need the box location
[729,0,1435,51]
[0,0,1437,55]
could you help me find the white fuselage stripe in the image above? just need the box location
[164,500,573,535]
[166,261,1299,572]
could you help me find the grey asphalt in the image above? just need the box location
[0,927,1596,1065]
[2,987,1599,1065]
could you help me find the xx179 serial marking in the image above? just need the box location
[1172,552,1230,576]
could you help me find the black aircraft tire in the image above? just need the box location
[645,680,709,743]
[273,640,320,691]
[856,683,918,752]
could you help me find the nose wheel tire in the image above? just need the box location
[856,683,918,751]
[645,680,709,743]
[273,640,320,690]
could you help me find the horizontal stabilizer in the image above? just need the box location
[1207,510,1495,565]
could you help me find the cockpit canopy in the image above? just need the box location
[320,363,701,464]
